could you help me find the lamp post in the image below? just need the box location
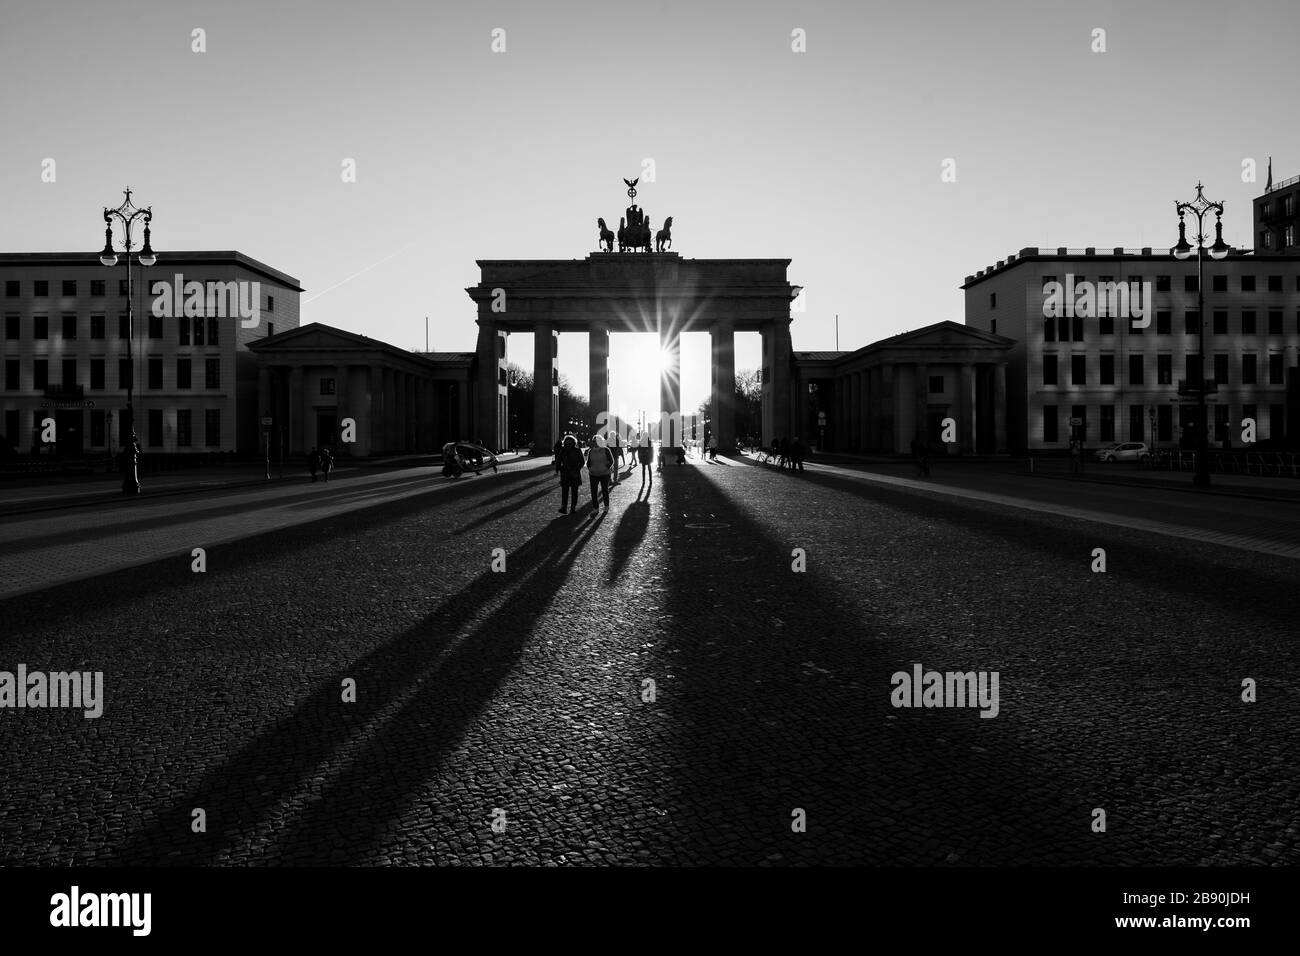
[1172,182,1229,487]
[99,188,156,495]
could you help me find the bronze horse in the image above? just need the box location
[597,218,615,252]
[618,214,653,253]
[655,216,673,252]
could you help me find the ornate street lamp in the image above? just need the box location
[1172,182,1229,487]
[100,187,156,495]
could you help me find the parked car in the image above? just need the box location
[1094,441,1150,463]
[441,441,498,477]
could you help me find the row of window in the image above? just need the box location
[4,408,222,449]
[1046,274,1300,294]
[1044,309,1300,341]
[1043,352,1288,387]
[1259,194,1298,219]
[2,279,275,311]
[1041,403,1284,444]
[2,314,274,344]
[3,357,221,391]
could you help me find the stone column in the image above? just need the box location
[914,362,930,445]
[660,325,681,447]
[994,361,1008,453]
[366,364,382,457]
[474,321,508,452]
[384,368,397,453]
[711,321,736,450]
[589,327,609,433]
[289,365,305,455]
[335,364,349,455]
[959,362,976,454]
[880,364,896,452]
[534,323,558,451]
[850,372,862,451]
[768,320,793,445]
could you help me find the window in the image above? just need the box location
[1269,353,1284,384]
[1071,354,1086,385]
[1099,315,1114,336]
[1242,354,1257,385]
[1157,405,1172,443]
[207,316,218,345]
[178,316,189,346]
[1271,404,1286,440]
[118,279,129,296]
[1287,195,1297,216]
[1100,404,1115,442]
[1242,311,1256,335]
[1128,354,1144,385]
[1214,405,1229,443]
[1043,405,1058,443]
[1043,355,1058,385]
[4,315,17,340]
[177,409,192,447]
[1157,354,1172,385]
[1243,404,1257,436]
[34,280,48,297]
[1058,316,1069,343]
[1099,354,1115,385]
[1241,275,1256,292]
[148,314,162,339]
[62,314,77,340]
[205,409,221,446]
[147,408,163,447]
[1212,275,1227,293]
[1213,354,1229,386]
[62,280,76,296]
[62,358,76,387]
[928,375,944,394]
[1071,405,1087,440]
[1044,318,1055,343]
[1268,275,1283,292]
[147,357,163,390]
[1212,311,1227,335]
[118,314,129,339]
[1071,316,1084,342]
[990,319,996,335]
[34,359,48,390]
[1129,405,1145,443]
[91,314,105,339]
[91,279,105,297]
[320,377,337,396]
[4,359,18,391]
[266,295,274,313]
[1187,354,1203,385]
[4,409,18,445]
[1268,310,1283,335]
[1287,225,1297,248]
[90,410,105,447]
[34,315,48,339]
[193,316,204,346]
[1155,311,1171,335]
[1183,275,1198,292]
[118,358,132,390]
[90,358,104,390]
[177,358,191,390]
[989,292,996,308]
[1156,275,1171,292]
[267,322,275,337]
[3,281,18,297]
[205,358,220,389]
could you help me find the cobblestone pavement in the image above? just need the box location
[1,454,1296,865]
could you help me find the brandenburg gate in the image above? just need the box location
[467,179,801,452]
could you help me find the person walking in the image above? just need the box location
[610,429,624,484]
[790,435,805,473]
[308,446,319,482]
[553,436,565,476]
[556,434,583,514]
[637,431,654,482]
[707,434,718,461]
[320,446,334,482]
[586,434,614,512]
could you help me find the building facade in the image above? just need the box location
[962,246,1300,452]
[0,251,301,458]
[249,323,473,458]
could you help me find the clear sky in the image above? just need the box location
[2,0,1297,416]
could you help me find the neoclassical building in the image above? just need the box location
[793,322,1013,454]
[249,323,472,457]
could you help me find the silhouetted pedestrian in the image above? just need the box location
[586,434,614,511]
[790,436,805,473]
[557,434,583,514]
[637,432,654,482]
[320,447,334,482]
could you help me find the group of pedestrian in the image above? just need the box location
[765,436,806,472]
[555,430,654,514]
[308,446,335,482]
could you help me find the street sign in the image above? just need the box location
[1068,417,1082,426]
[261,417,273,426]
[817,412,827,424]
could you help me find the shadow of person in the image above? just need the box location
[607,499,650,584]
